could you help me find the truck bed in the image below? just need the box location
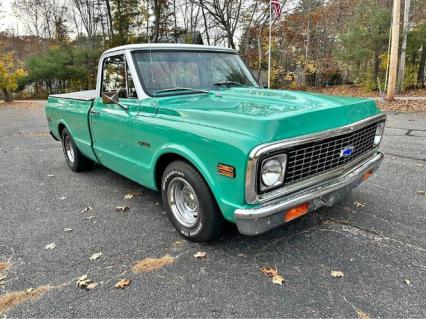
[50,90,96,101]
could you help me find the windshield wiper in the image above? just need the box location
[154,87,209,95]
[213,81,247,87]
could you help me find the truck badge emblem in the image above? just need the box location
[340,145,354,158]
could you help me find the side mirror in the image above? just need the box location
[101,91,129,110]
[102,91,119,104]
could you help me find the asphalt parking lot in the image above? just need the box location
[0,102,425,318]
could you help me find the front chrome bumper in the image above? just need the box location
[235,152,384,235]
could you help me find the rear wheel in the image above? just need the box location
[161,161,224,242]
[61,128,93,172]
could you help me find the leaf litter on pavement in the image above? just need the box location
[81,206,93,213]
[89,252,102,261]
[194,251,207,259]
[354,201,366,208]
[45,243,56,250]
[260,266,285,285]
[115,279,131,289]
[77,275,97,290]
[124,192,142,200]
[331,270,344,278]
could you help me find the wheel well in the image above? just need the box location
[58,123,66,137]
[155,153,194,190]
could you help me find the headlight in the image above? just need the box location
[374,122,385,145]
[260,154,287,191]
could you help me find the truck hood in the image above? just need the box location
[155,87,381,143]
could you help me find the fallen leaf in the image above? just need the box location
[64,228,73,232]
[0,275,6,281]
[172,240,183,246]
[260,266,278,277]
[356,309,370,319]
[45,243,56,250]
[354,201,365,208]
[25,288,33,293]
[416,163,424,167]
[405,279,411,285]
[86,216,95,220]
[132,255,175,273]
[238,253,247,257]
[47,174,55,178]
[331,270,344,278]
[89,252,102,261]
[194,251,207,258]
[81,206,93,213]
[86,283,98,290]
[114,279,131,289]
[154,202,160,206]
[58,196,67,201]
[124,194,134,200]
[115,206,129,212]
[76,275,94,289]
[272,274,284,285]
[417,191,426,196]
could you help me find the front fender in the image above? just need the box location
[152,144,218,195]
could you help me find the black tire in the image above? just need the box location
[61,127,93,172]
[161,161,224,242]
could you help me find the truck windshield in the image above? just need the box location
[132,50,259,96]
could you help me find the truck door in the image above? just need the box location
[90,54,140,179]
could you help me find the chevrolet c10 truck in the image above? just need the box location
[45,44,386,242]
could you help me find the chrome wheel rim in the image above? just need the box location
[64,136,75,163]
[167,177,199,228]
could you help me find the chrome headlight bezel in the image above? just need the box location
[374,121,385,146]
[259,154,287,192]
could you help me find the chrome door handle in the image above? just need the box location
[90,110,100,115]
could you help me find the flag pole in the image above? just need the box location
[268,0,272,89]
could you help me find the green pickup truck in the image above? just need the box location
[45,44,386,242]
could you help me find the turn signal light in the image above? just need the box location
[284,203,309,222]
[217,164,235,178]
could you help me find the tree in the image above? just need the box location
[386,0,401,100]
[196,0,245,49]
[110,0,140,45]
[339,0,391,89]
[0,53,26,102]
[397,0,411,92]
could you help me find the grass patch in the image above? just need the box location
[132,255,175,273]
[0,263,9,273]
[0,286,49,315]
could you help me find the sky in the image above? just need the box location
[0,0,21,33]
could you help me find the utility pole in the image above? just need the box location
[397,0,411,93]
[386,0,401,101]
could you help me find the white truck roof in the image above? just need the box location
[103,43,236,55]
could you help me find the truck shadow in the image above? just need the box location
[87,164,356,252]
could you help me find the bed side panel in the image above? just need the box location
[46,96,98,162]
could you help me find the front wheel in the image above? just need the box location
[61,128,93,172]
[161,161,224,242]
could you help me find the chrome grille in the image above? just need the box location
[283,123,378,185]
